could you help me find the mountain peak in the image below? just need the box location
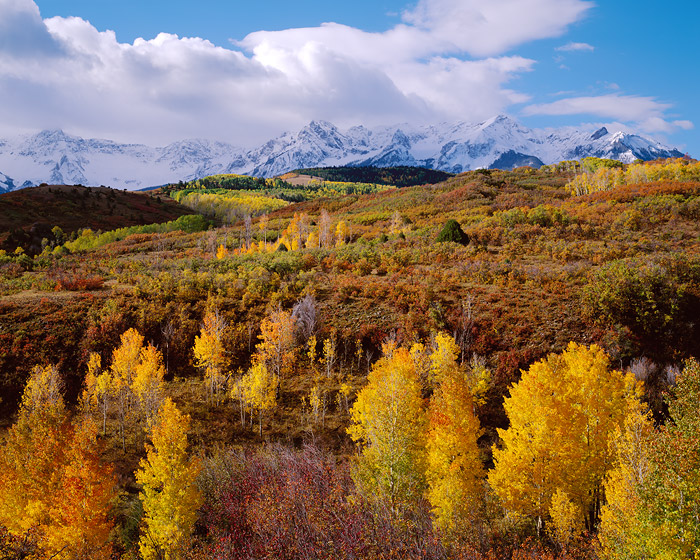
[482,114,517,128]
[591,127,609,141]
[307,120,338,132]
[36,128,70,140]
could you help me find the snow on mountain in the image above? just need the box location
[0,116,685,191]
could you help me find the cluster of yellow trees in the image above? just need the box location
[349,333,489,533]
[348,338,700,556]
[217,210,350,258]
[567,159,700,196]
[193,304,349,436]
[3,319,699,558]
[0,358,201,559]
[174,190,288,225]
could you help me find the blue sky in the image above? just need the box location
[1,0,697,155]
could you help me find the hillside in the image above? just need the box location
[1,157,700,558]
[0,184,196,254]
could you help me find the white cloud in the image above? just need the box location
[555,42,594,52]
[522,94,692,133]
[402,0,593,57]
[0,0,607,146]
[0,0,64,58]
[672,120,694,131]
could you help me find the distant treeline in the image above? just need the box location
[293,166,454,187]
[163,174,294,193]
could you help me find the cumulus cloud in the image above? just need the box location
[0,0,600,145]
[0,0,64,58]
[555,42,595,52]
[523,94,691,133]
[402,0,593,57]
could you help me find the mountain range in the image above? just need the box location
[0,115,685,191]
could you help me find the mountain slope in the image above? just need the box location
[0,117,685,189]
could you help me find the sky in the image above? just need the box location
[0,0,697,155]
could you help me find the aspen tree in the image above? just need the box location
[0,366,116,558]
[81,352,112,435]
[111,328,145,449]
[256,308,296,383]
[335,219,348,246]
[132,343,166,429]
[425,333,484,534]
[136,399,202,560]
[642,358,700,557]
[319,208,332,248]
[598,391,658,559]
[488,342,631,534]
[348,342,426,513]
[0,365,68,534]
[49,417,116,559]
[193,307,227,405]
[239,362,278,437]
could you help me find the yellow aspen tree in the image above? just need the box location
[110,328,145,450]
[136,399,202,560]
[132,343,166,429]
[425,333,484,535]
[49,417,116,560]
[80,352,102,416]
[305,229,319,249]
[322,334,336,378]
[80,352,112,435]
[488,342,631,535]
[309,384,323,426]
[598,391,658,560]
[215,244,228,260]
[429,332,460,383]
[547,490,583,551]
[0,365,68,535]
[319,208,332,248]
[256,308,297,384]
[306,334,317,371]
[337,382,352,414]
[259,214,269,248]
[347,342,427,514]
[1,366,116,558]
[20,363,65,417]
[239,362,278,437]
[335,219,348,247]
[193,307,228,405]
[390,210,403,236]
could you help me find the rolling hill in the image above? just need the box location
[0,184,196,254]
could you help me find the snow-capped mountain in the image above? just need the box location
[0,116,685,191]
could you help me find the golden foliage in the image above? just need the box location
[348,342,427,512]
[136,398,202,560]
[488,342,632,532]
